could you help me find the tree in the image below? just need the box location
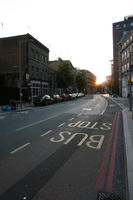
[57,62,75,90]
[76,72,87,92]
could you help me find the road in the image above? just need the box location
[0,95,128,200]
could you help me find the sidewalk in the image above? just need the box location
[0,103,33,114]
[108,96,133,199]
[122,108,133,200]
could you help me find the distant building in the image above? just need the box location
[105,75,111,82]
[0,33,56,104]
[112,15,133,95]
[79,69,96,94]
[49,57,76,93]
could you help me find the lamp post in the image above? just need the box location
[19,39,34,110]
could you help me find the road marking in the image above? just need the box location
[101,99,108,115]
[10,143,30,154]
[94,112,118,191]
[58,122,66,127]
[83,108,92,111]
[0,116,6,119]
[68,118,74,121]
[77,113,82,117]
[105,112,120,192]
[19,111,29,114]
[110,98,126,109]
[41,130,52,137]
[16,114,59,131]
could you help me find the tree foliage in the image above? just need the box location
[76,72,87,92]
[57,62,75,90]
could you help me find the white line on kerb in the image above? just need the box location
[58,122,66,127]
[41,130,52,137]
[16,114,59,131]
[10,143,30,154]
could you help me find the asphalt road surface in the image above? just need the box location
[0,95,128,200]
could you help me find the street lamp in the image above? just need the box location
[19,39,34,109]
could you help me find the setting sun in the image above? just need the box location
[96,76,106,85]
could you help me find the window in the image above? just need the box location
[36,52,39,60]
[127,48,130,58]
[127,63,129,71]
[45,56,48,64]
[31,48,35,58]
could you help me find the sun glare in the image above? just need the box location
[96,76,105,85]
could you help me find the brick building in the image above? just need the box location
[0,33,56,104]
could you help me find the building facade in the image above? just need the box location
[0,33,56,104]
[80,69,96,94]
[118,31,133,97]
[49,57,76,94]
[112,15,133,95]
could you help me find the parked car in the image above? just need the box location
[77,92,85,97]
[60,93,70,101]
[69,93,78,99]
[33,95,54,106]
[33,96,43,106]
[52,95,63,103]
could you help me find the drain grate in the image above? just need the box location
[98,191,125,200]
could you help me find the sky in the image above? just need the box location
[0,0,133,84]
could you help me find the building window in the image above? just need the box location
[45,56,48,64]
[127,48,130,58]
[32,66,34,71]
[31,48,35,58]
[36,52,39,60]
[124,51,127,59]
[127,62,129,71]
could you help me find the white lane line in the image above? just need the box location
[77,113,82,117]
[10,143,30,154]
[0,116,6,119]
[58,122,66,127]
[41,130,52,137]
[68,118,74,121]
[101,98,108,115]
[82,108,92,111]
[16,114,59,131]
